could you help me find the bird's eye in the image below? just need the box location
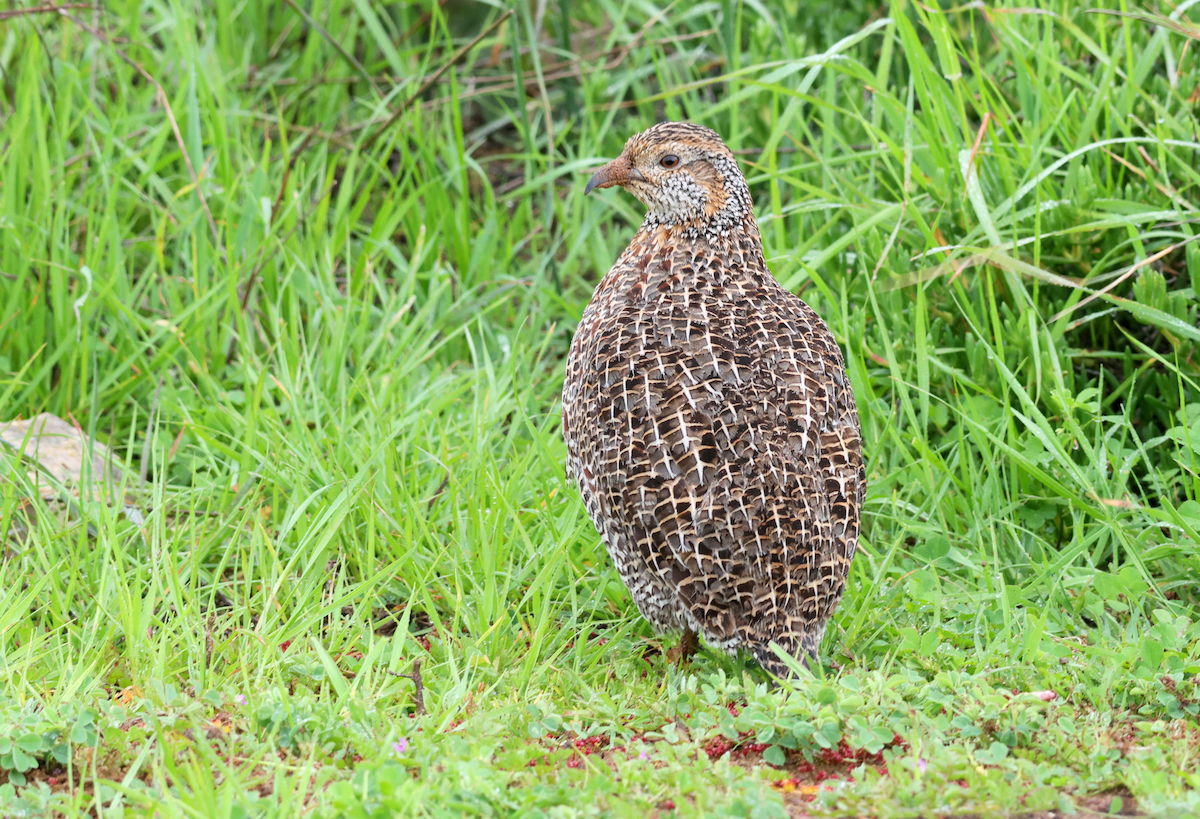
[660,155,679,168]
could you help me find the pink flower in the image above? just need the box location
[918,758,927,774]
[638,750,649,761]
[234,694,247,706]
[392,738,409,754]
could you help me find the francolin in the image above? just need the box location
[563,122,864,677]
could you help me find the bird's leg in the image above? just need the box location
[667,627,700,666]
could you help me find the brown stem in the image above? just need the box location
[668,628,700,666]
[0,4,95,21]
[388,658,426,716]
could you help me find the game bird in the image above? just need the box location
[562,122,864,677]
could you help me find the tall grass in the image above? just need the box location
[2,0,1200,815]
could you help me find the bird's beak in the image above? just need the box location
[584,156,644,195]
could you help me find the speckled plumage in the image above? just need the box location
[563,122,864,677]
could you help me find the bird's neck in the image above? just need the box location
[626,212,767,271]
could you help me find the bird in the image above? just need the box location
[562,122,864,677]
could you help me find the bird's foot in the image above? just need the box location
[667,627,700,667]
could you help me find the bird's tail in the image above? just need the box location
[748,626,824,678]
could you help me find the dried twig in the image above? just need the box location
[0,4,95,21]
[427,473,450,511]
[1086,8,1200,43]
[241,75,387,89]
[1050,241,1186,323]
[963,111,992,186]
[1102,146,1196,211]
[270,129,317,227]
[247,115,355,148]
[388,658,426,716]
[204,613,215,670]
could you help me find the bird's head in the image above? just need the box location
[585,122,753,237]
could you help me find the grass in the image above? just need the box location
[1,0,1200,815]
